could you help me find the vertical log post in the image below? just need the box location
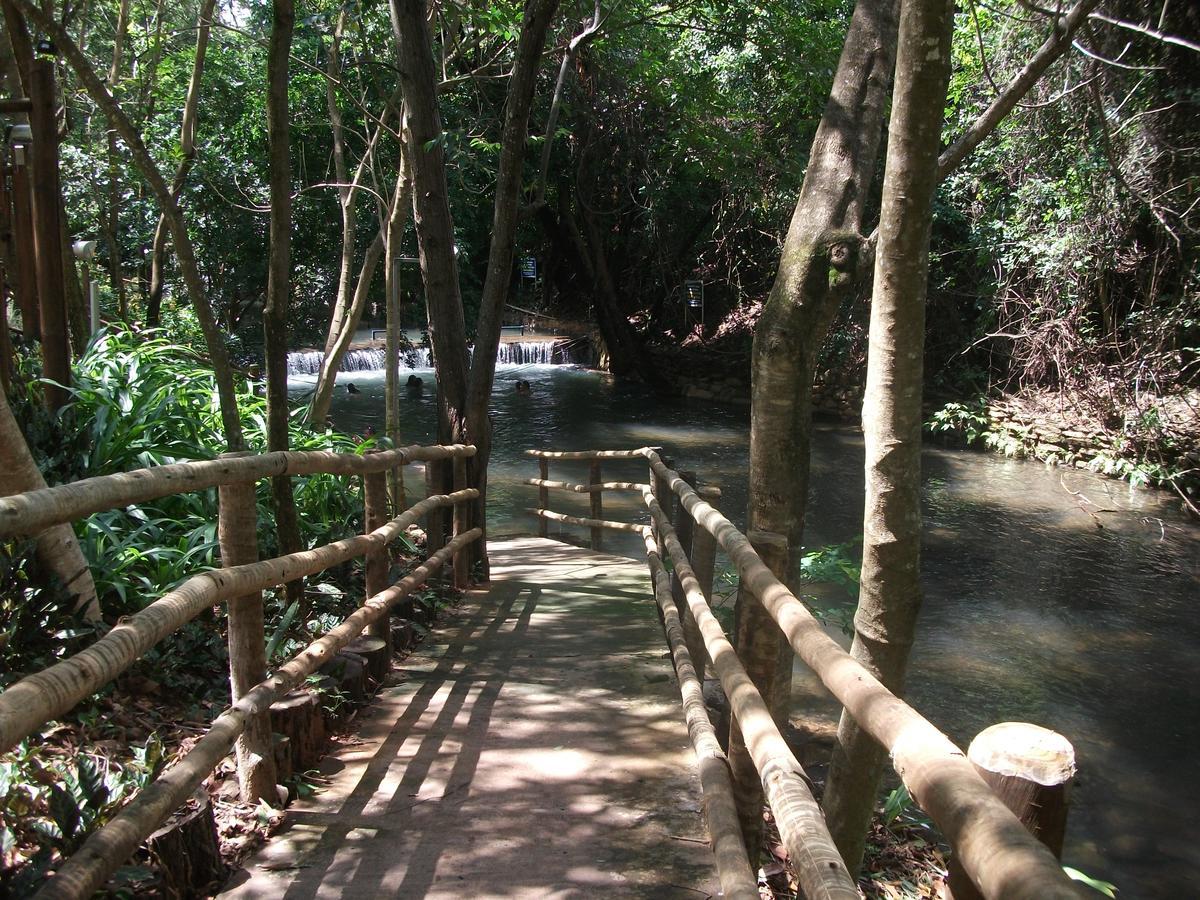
[217,455,279,804]
[945,723,1076,900]
[363,454,392,655]
[687,485,722,678]
[28,60,69,411]
[537,457,549,538]
[425,457,446,582]
[452,452,470,589]
[0,165,14,389]
[651,454,674,544]
[9,140,38,341]
[588,459,602,550]
[726,528,789,865]
[671,470,706,675]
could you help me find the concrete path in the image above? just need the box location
[221,537,719,899]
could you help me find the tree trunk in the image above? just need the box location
[390,0,470,443]
[821,0,954,873]
[264,0,302,601]
[145,0,217,328]
[465,0,561,575]
[309,228,386,427]
[13,0,245,450]
[742,0,898,762]
[0,386,100,621]
[104,0,131,321]
[384,139,413,512]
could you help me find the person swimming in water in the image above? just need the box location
[406,374,424,392]
[515,379,531,394]
[347,383,360,394]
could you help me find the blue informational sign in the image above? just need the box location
[520,257,537,279]
[685,280,703,308]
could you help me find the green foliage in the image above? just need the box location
[0,541,99,689]
[1063,866,1118,898]
[0,737,165,895]
[797,539,860,636]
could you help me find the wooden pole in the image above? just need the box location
[362,455,392,655]
[425,457,446,568]
[691,485,721,601]
[537,457,548,538]
[0,164,14,389]
[651,454,673,543]
[28,60,69,411]
[726,528,788,864]
[9,141,38,341]
[671,470,705,678]
[946,723,1075,900]
[452,453,470,589]
[216,454,278,804]
[588,459,602,550]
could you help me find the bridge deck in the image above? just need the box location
[221,536,719,899]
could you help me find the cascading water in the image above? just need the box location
[287,339,584,376]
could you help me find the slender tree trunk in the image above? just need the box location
[0,386,100,621]
[390,0,470,443]
[105,0,131,320]
[264,0,301,600]
[465,0,560,574]
[821,0,954,873]
[384,140,413,511]
[14,0,244,449]
[145,0,216,327]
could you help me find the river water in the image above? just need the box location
[291,359,1199,899]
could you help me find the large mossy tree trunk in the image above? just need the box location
[464,0,560,575]
[820,0,954,870]
[737,0,899,829]
[389,0,470,445]
[264,0,302,593]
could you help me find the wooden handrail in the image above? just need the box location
[527,507,646,533]
[0,488,477,755]
[0,443,476,538]
[523,447,653,460]
[642,486,858,900]
[34,529,483,900]
[643,527,758,900]
[524,477,648,493]
[642,450,1081,900]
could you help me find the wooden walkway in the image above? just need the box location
[221,536,720,899]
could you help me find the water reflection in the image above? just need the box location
[294,365,1200,899]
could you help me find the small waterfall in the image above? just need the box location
[288,339,585,376]
[287,346,433,376]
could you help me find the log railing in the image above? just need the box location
[524,447,1082,900]
[0,443,481,900]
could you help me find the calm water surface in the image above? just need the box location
[293,362,1200,899]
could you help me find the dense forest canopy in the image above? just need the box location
[1,0,1192,420]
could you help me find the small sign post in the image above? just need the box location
[683,280,704,330]
[520,256,537,279]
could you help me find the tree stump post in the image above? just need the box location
[217,454,278,804]
[452,453,470,588]
[269,688,326,773]
[363,454,392,654]
[726,528,789,866]
[585,459,602,550]
[145,788,225,898]
[945,722,1076,900]
[29,60,69,411]
[537,457,549,537]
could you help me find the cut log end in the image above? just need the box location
[967,722,1075,787]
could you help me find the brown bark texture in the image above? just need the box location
[465,0,560,573]
[0,385,100,620]
[264,0,303,601]
[389,0,470,443]
[821,0,955,872]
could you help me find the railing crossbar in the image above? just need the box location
[0,443,477,539]
[643,450,1080,900]
[35,528,483,900]
[527,507,646,533]
[524,477,648,494]
[0,488,478,756]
